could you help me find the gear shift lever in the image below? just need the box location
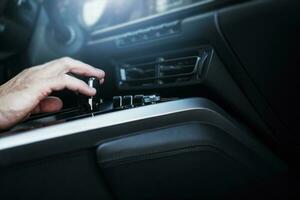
[77,76,101,113]
[88,77,101,112]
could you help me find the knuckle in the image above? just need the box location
[61,57,72,64]
[77,80,86,88]
[59,57,73,70]
[101,70,105,76]
[61,74,69,82]
[30,66,41,73]
[22,68,31,73]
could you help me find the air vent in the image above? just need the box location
[118,49,210,88]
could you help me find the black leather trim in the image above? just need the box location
[97,122,284,175]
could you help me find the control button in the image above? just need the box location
[123,95,133,108]
[151,26,162,38]
[144,95,161,104]
[167,28,176,34]
[134,95,144,106]
[147,27,157,39]
[113,96,123,109]
[134,30,145,42]
[155,31,161,37]
[130,36,137,43]
[117,38,126,46]
[164,21,180,34]
[142,34,149,40]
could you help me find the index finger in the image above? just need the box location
[58,57,105,80]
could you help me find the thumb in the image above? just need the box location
[32,96,63,114]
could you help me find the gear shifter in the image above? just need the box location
[78,77,102,112]
[88,77,101,112]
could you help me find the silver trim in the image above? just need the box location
[0,98,215,150]
[0,98,261,154]
[0,97,281,170]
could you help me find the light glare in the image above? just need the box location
[83,0,107,27]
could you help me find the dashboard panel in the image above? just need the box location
[0,0,294,199]
[1,0,284,147]
[92,0,213,29]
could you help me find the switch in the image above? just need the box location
[134,95,144,107]
[123,95,133,108]
[144,95,161,104]
[113,96,123,109]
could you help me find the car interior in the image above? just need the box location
[0,0,297,199]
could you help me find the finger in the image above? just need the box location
[57,57,105,79]
[50,74,96,96]
[40,96,63,113]
[32,96,63,114]
[100,78,105,84]
[31,105,40,114]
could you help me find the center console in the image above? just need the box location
[0,96,287,199]
[0,0,291,199]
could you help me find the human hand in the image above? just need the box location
[0,57,105,130]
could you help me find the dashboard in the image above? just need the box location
[0,0,248,132]
[87,0,214,28]
[0,1,296,199]
[56,0,218,28]
[0,0,287,137]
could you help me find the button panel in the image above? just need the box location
[113,95,161,109]
[116,21,180,47]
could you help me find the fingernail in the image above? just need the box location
[91,88,96,94]
[98,69,105,76]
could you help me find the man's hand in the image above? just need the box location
[0,57,105,130]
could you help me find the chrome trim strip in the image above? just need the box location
[0,98,220,151]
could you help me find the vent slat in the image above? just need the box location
[119,55,201,87]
